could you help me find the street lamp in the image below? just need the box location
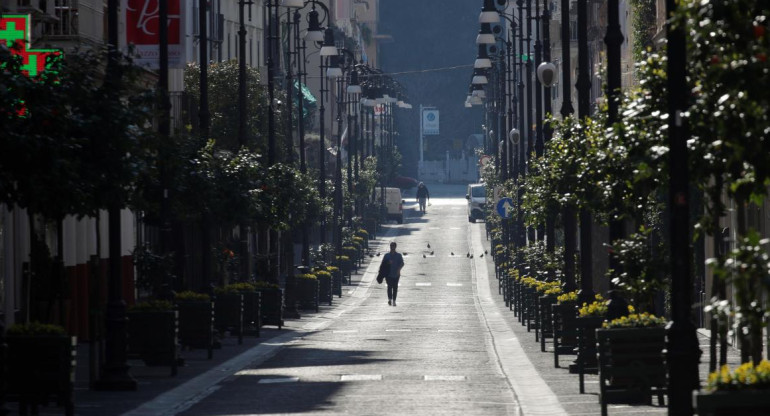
[479,0,500,23]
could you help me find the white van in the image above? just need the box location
[466,183,486,222]
[374,187,404,224]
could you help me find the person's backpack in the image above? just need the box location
[377,259,389,284]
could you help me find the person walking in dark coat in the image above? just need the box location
[381,241,404,306]
[416,182,430,213]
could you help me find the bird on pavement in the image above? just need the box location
[376,252,381,257]
[427,243,431,249]
[466,252,470,258]
[403,252,408,256]
[485,250,488,254]
[430,251,434,255]
[479,253,484,258]
[423,254,426,258]
[369,254,374,258]
[451,252,455,256]
[470,254,474,259]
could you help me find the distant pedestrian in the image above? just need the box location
[416,182,430,213]
[381,241,404,306]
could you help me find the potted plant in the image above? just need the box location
[327,265,342,297]
[254,281,283,329]
[336,255,352,284]
[6,322,76,416]
[127,299,179,375]
[314,269,333,305]
[553,290,579,368]
[575,294,607,393]
[694,360,770,415]
[224,282,261,337]
[597,312,668,415]
[342,246,358,271]
[296,273,319,311]
[175,291,214,359]
[213,286,244,345]
[539,284,562,352]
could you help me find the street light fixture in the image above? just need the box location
[472,69,489,85]
[320,28,338,56]
[537,62,557,88]
[476,23,496,45]
[474,44,492,69]
[479,0,500,23]
[509,127,521,144]
[304,6,324,42]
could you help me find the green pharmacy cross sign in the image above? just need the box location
[1,14,62,77]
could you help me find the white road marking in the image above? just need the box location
[416,282,432,286]
[437,329,464,333]
[333,330,358,334]
[385,329,412,332]
[424,375,467,381]
[341,374,382,381]
[257,377,300,384]
[447,283,463,287]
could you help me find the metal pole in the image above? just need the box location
[560,0,576,292]
[605,0,624,281]
[575,0,594,304]
[666,0,701,413]
[94,0,137,390]
[319,56,327,244]
[542,4,555,255]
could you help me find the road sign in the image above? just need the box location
[496,198,515,219]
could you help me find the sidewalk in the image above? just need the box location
[477,232,743,416]
[6,235,391,416]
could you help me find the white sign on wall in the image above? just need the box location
[422,109,439,135]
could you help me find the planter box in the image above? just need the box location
[694,389,770,416]
[214,293,244,344]
[297,278,319,311]
[176,300,215,359]
[339,260,352,284]
[7,334,76,416]
[331,270,343,297]
[552,302,578,368]
[318,274,333,305]
[597,327,667,416]
[127,310,179,375]
[575,316,604,393]
[240,291,262,337]
[255,287,284,328]
[539,295,558,352]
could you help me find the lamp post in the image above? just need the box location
[575,0,594,305]
[560,0,576,293]
[665,0,700,413]
[537,3,556,255]
[317,28,338,246]
[95,0,137,391]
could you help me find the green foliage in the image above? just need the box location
[128,300,174,312]
[378,146,402,185]
[132,243,175,296]
[629,0,657,61]
[608,225,669,313]
[1,47,156,219]
[707,231,770,360]
[297,273,317,280]
[253,281,280,289]
[175,291,211,301]
[7,322,66,336]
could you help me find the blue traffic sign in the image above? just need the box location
[496,198,515,219]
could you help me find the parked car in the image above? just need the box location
[374,187,404,224]
[466,183,486,222]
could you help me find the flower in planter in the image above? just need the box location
[175,291,211,301]
[557,291,578,304]
[128,300,174,312]
[253,281,280,289]
[602,312,666,329]
[326,266,340,274]
[7,322,66,336]
[578,294,608,317]
[297,273,318,280]
[706,360,770,392]
[314,270,332,279]
[335,255,350,263]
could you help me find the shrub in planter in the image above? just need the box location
[175,291,214,359]
[336,255,352,284]
[698,361,770,415]
[342,246,358,269]
[6,322,76,415]
[213,288,244,344]
[219,283,262,337]
[327,266,342,297]
[254,281,283,329]
[314,269,333,305]
[127,300,179,375]
[296,273,319,312]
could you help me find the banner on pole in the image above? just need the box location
[124,0,185,69]
[422,108,439,135]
